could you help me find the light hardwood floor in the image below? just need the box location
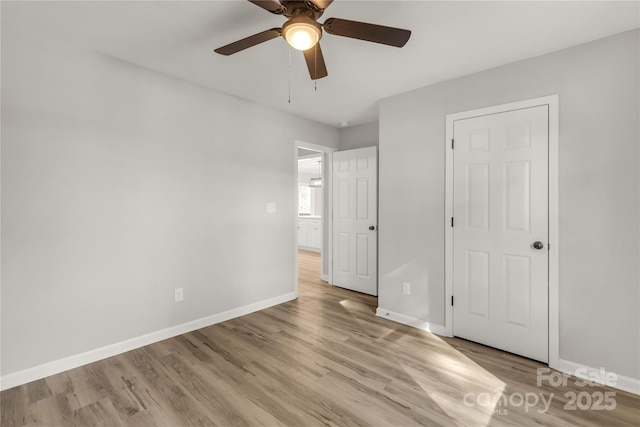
[2,250,639,426]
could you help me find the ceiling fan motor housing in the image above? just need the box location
[281,1,325,19]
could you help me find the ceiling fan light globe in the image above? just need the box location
[288,28,315,50]
[282,19,322,51]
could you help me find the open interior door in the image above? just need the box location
[332,147,377,296]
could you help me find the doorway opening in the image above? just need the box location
[294,141,336,294]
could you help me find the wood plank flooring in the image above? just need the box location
[2,250,639,426]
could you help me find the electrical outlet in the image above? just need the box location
[266,202,276,214]
[402,282,411,295]
[174,288,184,302]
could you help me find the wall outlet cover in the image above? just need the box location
[402,282,411,295]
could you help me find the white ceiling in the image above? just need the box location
[4,1,639,128]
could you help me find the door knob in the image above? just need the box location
[532,241,544,250]
[369,225,376,231]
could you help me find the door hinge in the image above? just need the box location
[451,139,454,149]
[451,217,454,227]
[451,296,454,306]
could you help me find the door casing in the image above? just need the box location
[444,95,559,369]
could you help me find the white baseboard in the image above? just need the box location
[376,307,447,336]
[0,291,297,391]
[558,359,640,396]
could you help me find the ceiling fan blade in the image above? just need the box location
[248,0,286,14]
[306,0,334,11]
[323,18,411,47]
[303,43,328,80]
[214,28,282,56]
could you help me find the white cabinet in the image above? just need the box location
[298,217,321,251]
[307,219,321,249]
[298,219,308,246]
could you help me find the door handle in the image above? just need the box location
[369,225,377,231]
[532,241,544,250]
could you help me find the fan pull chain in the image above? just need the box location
[314,46,317,91]
[288,47,291,104]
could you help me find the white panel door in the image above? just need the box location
[332,147,377,296]
[453,106,549,362]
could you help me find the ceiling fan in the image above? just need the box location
[214,0,411,80]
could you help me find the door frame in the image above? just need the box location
[444,95,559,369]
[294,140,337,292]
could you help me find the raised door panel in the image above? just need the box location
[504,161,531,232]
[504,255,531,328]
[337,232,350,274]
[467,164,490,230]
[467,250,490,319]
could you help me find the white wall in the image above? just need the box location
[338,122,379,150]
[379,30,639,380]
[0,25,338,378]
